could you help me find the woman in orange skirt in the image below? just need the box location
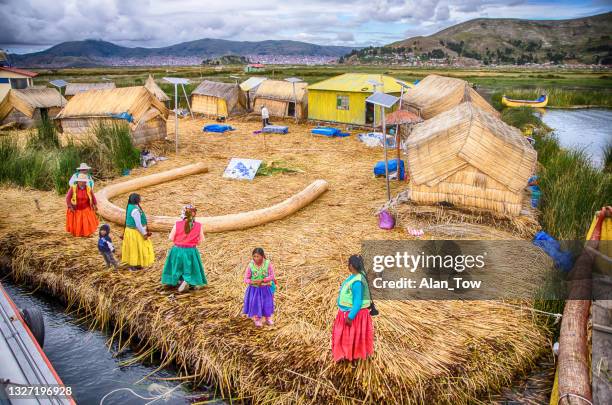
[65,173,99,237]
[331,255,375,362]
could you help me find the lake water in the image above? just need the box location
[540,108,612,167]
[3,281,221,405]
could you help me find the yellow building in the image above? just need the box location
[307,73,409,126]
[0,66,38,101]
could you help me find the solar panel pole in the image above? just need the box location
[382,105,391,201]
[174,83,179,154]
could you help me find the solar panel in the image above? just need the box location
[284,77,302,83]
[366,92,399,108]
[49,79,68,88]
[395,79,412,89]
[163,77,190,85]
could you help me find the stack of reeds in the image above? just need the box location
[401,74,499,119]
[405,102,537,216]
[0,118,551,404]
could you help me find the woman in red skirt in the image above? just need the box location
[65,173,98,237]
[331,255,375,362]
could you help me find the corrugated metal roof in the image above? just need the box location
[65,82,116,96]
[240,77,267,91]
[0,66,38,78]
[192,80,239,99]
[307,73,408,93]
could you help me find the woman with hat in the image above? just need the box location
[121,193,155,270]
[65,173,99,237]
[69,163,95,189]
[161,205,207,292]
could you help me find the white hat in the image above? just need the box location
[76,163,91,170]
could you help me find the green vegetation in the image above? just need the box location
[492,87,612,109]
[604,142,612,173]
[499,107,551,131]
[0,119,140,194]
[256,161,302,176]
[534,136,611,240]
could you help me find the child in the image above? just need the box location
[243,248,276,327]
[98,224,118,269]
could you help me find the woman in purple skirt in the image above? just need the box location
[243,248,276,327]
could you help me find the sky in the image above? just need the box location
[0,0,610,53]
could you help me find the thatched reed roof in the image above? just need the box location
[254,79,307,103]
[56,86,168,123]
[192,80,241,101]
[145,75,170,102]
[401,74,499,119]
[406,102,536,193]
[0,87,66,120]
[65,82,116,96]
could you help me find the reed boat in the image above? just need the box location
[502,94,548,108]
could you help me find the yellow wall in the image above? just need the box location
[308,90,400,126]
[308,90,369,125]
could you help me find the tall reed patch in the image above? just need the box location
[500,108,610,239]
[492,88,612,109]
[0,120,141,194]
[93,122,140,176]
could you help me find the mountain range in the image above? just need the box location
[9,39,356,67]
[347,12,612,65]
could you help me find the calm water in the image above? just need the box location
[3,281,219,405]
[540,108,612,167]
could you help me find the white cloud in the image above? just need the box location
[0,0,606,50]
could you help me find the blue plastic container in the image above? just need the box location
[528,185,541,208]
[533,231,574,272]
[374,159,405,180]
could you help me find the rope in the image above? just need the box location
[557,392,593,405]
[99,383,184,405]
[496,301,563,323]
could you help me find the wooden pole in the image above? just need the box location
[382,106,390,201]
[396,86,404,181]
[174,83,179,154]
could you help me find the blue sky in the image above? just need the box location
[0,0,610,53]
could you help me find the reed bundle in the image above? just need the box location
[0,117,549,404]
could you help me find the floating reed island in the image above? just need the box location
[0,117,553,404]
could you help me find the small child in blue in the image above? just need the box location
[98,224,118,269]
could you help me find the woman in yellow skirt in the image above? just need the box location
[121,193,155,270]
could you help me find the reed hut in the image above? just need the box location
[191,80,246,118]
[64,82,116,99]
[401,75,499,119]
[405,102,536,216]
[144,74,170,103]
[0,87,66,128]
[56,86,168,146]
[252,79,308,119]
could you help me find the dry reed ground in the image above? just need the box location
[0,116,550,404]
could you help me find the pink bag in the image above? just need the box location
[378,210,395,230]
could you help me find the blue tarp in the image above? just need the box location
[311,127,350,137]
[263,125,289,134]
[203,124,234,133]
[374,159,405,180]
[110,112,134,123]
